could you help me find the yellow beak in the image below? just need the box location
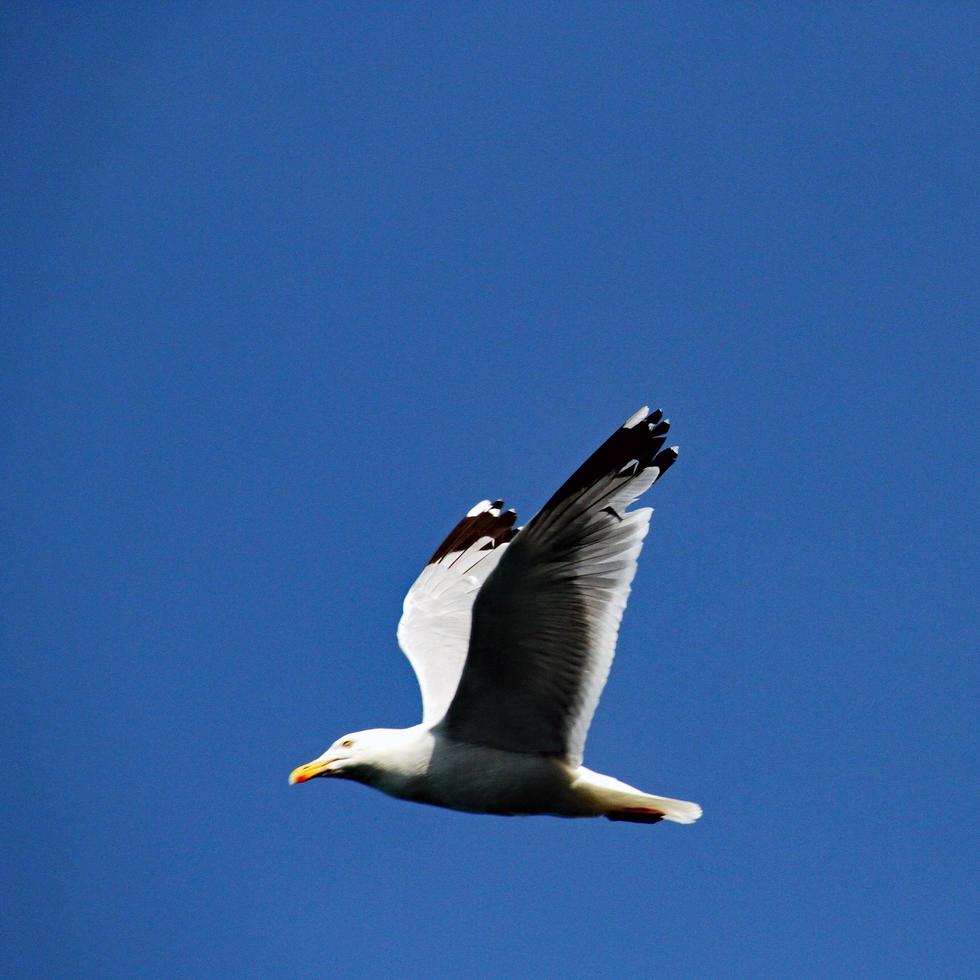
[288,758,337,785]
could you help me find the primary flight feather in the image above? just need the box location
[289,407,702,825]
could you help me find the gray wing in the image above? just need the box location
[441,407,677,766]
[396,500,518,725]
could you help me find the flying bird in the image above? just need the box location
[290,407,702,825]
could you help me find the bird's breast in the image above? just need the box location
[396,737,587,816]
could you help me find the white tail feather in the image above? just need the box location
[621,793,703,824]
[573,767,703,825]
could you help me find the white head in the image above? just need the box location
[288,728,405,786]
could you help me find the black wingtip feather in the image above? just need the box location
[652,446,679,479]
[534,407,678,517]
[427,503,519,564]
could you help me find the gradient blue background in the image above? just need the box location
[3,4,977,977]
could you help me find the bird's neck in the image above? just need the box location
[360,726,435,801]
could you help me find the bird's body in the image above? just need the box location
[309,725,701,823]
[290,407,702,826]
[346,726,585,816]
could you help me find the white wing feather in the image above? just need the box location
[396,501,517,725]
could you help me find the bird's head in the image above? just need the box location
[288,729,399,785]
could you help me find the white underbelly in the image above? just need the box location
[395,738,591,817]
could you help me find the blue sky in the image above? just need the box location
[3,3,977,977]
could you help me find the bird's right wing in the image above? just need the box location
[396,500,518,726]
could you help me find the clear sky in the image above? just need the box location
[3,4,977,978]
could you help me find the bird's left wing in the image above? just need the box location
[442,408,678,766]
[396,500,518,725]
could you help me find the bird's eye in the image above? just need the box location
[341,739,354,748]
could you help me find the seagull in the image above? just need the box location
[289,407,702,825]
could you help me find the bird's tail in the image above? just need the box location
[604,793,703,824]
[574,768,702,825]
